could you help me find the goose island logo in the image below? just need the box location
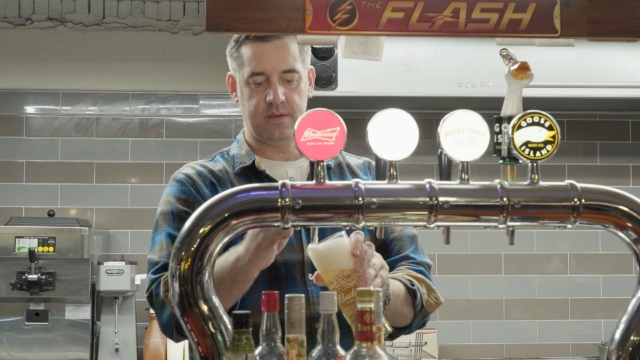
[327,0,358,30]
[510,111,559,161]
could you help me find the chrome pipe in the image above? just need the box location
[168,180,640,360]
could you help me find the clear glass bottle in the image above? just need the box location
[344,288,389,360]
[255,291,286,360]
[285,294,307,360]
[229,310,256,360]
[308,291,346,360]
[373,288,397,360]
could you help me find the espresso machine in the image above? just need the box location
[0,211,107,359]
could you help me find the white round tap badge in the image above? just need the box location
[366,109,420,161]
[437,110,491,162]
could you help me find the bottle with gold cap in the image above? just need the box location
[308,291,345,360]
[345,288,388,360]
[285,294,307,360]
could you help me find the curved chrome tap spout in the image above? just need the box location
[168,180,640,360]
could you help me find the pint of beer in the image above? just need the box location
[307,231,358,329]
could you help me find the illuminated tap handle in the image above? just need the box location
[503,110,561,245]
[295,108,348,243]
[438,110,491,244]
[367,109,420,240]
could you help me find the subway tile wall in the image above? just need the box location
[1,90,639,359]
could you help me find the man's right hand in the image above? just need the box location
[239,227,294,272]
[214,227,293,310]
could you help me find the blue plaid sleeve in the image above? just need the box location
[145,170,208,341]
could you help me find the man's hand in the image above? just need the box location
[312,230,389,289]
[214,227,293,310]
[240,228,293,271]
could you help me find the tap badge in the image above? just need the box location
[295,108,347,162]
[327,0,358,30]
[509,110,560,162]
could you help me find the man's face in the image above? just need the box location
[227,38,315,150]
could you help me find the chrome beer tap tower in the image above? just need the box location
[166,105,640,360]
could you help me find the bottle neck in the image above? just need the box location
[316,313,340,347]
[260,311,282,344]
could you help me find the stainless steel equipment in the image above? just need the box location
[167,179,640,360]
[96,257,139,360]
[167,108,640,360]
[0,212,107,360]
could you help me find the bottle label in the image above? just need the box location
[229,330,256,353]
[285,334,307,360]
[354,309,376,343]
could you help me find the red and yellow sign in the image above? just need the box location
[304,0,560,37]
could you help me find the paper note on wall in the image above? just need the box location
[341,36,385,61]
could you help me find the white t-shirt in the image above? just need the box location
[254,156,310,182]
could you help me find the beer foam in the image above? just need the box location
[307,233,354,270]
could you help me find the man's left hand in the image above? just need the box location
[312,230,389,289]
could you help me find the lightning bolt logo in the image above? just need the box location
[332,2,353,28]
[425,12,457,23]
[327,0,358,30]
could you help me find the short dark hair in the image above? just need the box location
[226,35,311,75]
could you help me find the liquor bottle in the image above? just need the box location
[229,310,256,360]
[143,308,167,360]
[344,288,389,360]
[373,289,397,360]
[308,292,346,360]
[255,291,286,360]
[285,294,307,360]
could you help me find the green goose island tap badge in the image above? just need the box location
[509,110,560,162]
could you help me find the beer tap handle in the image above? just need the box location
[367,109,420,241]
[437,149,452,181]
[437,150,453,245]
[387,161,398,182]
[374,155,388,182]
[458,162,470,184]
[442,227,451,245]
[438,109,491,245]
[507,226,515,246]
[310,161,327,245]
[374,156,386,240]
[294,108,347,243]
[528,162,541,184]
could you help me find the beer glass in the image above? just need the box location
[307,231,358,329]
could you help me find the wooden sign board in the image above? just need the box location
[206,0,640,39]
[304,0,561,37]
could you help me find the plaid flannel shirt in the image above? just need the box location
[146,131,438,353]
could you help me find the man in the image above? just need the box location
[146,35,443,353]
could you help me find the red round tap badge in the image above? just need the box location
[294,108,347,162]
